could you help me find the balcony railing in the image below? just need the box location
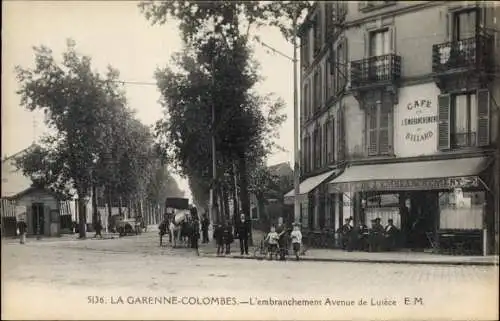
[350,54,401,89]
[451,132,477,149]
[432,35,493,74]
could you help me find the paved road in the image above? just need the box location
[2,233,498,320]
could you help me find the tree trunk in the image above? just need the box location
[92,185,98,226]
[257,192,266,223]
[118,197,123,216]
[232,188,238,218]
[77,194,87,239]
[107,189,112,221]
[238,157,252,244]
[222,186,230,222]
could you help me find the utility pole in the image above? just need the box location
[210,54,218,225]
[292,10,301,225]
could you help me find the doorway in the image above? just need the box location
[32,203,45,235]
[404,192,439,250]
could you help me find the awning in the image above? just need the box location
[328,157,490,193]
[284,170,337,204]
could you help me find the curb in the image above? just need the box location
[201,254,499,266]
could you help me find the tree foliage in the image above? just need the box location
[14,40,181,236]
[139,1,309,219]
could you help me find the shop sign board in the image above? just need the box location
[332,176,479,192]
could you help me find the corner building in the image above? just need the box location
[291,1,500,254]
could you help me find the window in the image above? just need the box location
[336,40,348,93]
[369,29,390,81]
[451,93,477,148]
[313,128,321,169]
[313,13,322,54]
[322,123,327,167]
[303,84,309,120]
[453,9,478,41]
[328,49,336,98]
[307,136,314,172]
[301,32,310,68]
[438,89,490,150]
[366,100,392,156]
[359,1,396,12]
[302,137,308,173]
[326,119,335,163]
[313,69,322,111]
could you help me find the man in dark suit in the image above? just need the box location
[236,213,250,255]
[384,219,399,251]
[201,214,210,243]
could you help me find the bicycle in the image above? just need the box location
[253,239,269,258]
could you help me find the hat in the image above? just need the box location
[375,218,381,222]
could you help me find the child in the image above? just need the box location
[223,223,234,255]
[213,224,224,256]
[17,219,27,244]
[290,223,303,260]
[265,226,279,260]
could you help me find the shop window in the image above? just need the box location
[439,191,484,230]
[438,89,490,150]
[364,193,400,228]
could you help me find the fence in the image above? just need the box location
[1,198,18,237]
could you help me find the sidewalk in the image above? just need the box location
[202,245,499,266]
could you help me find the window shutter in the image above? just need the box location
[343,37,349,90]
[476,89,490,146]
[323,123,328,166]
[331,119,336,163]
[367,106,378,156]
[378,107,391,155]
[438,94,451,150]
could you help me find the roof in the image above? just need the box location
[5,186,69,201]
[268,162,293,177]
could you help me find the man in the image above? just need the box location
[353,221,369,251]
[384,219,399,251]
[94,214,103,239]
[236,213,250,255]
[190,218,200,255]
[17,218,27,244]
[339,218,353,251]
[222,223,233,255]
[213,223,224,256]
[275,220,288,261]
[369,218,385,252]
[201,214,210,243]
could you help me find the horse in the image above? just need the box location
[169,218,191,248]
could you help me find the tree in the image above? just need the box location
[140,1,305,225]
[14,40,154,238]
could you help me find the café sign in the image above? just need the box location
[332,176,479,193]
[395,84,441,157]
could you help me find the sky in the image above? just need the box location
[1,1,296,202]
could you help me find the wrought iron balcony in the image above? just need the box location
[432,35,493,74]
[350,54,401,90]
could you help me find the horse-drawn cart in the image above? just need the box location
[116,217,141,236]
